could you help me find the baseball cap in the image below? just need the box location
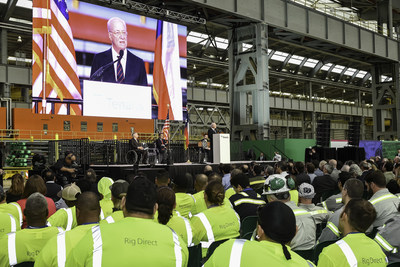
[110,179,129,199]
[57,183,81,201]
[298,183,316,199]
[258,201,296,243]
[262,175,293,195]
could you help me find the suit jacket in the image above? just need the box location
[130,138,141,151]
[312,174,338,204]
[155,138,166,152]
[45,181,62,202]
[208,128,217,147]
[90,48,148,86]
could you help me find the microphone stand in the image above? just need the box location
[90,56,122,81]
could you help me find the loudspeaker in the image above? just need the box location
[316,120,331,147]
[348,122,361,146]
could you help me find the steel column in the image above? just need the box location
[229,23,270,141]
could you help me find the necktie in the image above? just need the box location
[117,60,124,83]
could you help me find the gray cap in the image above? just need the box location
[298,183,316,199]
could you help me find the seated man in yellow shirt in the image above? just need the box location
[0,193,62,266]
[317,199,388,266]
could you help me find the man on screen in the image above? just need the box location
[90,17,148,86]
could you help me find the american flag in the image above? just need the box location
[162,110,170,141]
[32,0,82,115]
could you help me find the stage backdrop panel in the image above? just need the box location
[381,141,400,159]
[359,140,382,160]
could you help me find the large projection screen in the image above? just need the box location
[32,0,187,120]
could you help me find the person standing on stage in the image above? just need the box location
[130,132,148,171]
[201,134,211,163]
[207,123,217,162]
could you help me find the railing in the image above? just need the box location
[0,129,156,141]
[291,0,398,40]
[0,129,206,143]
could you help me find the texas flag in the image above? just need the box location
[153,20,183,121]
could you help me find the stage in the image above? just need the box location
[90,160,275,182]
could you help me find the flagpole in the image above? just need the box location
[166,104,172,165]
[186,119,191,163]
[42,0,50,114]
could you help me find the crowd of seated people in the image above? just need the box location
[0,155,399,266]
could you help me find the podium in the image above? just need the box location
[213,134,230,164]
[83,80,152,119]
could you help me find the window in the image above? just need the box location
[97,122,103,132]
[43,124,48,130]
[81,121,87,132]
[63,121,71,131]
[112,123,118,132]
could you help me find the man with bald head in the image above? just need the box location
[90,17,148,86]
[35,191,101,266]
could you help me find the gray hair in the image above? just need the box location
[323,164,334,174]
[319,160,327,169]
[25,192,48,216]
[265,165,274,176]
[349,164,362,177]
[341,164,350,172]
[107,17,126,32]
[329,159,337,168]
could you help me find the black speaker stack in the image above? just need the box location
[348,121,361,146]
[316,120,331,147]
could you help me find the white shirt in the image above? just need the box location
[111,47,127,81]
